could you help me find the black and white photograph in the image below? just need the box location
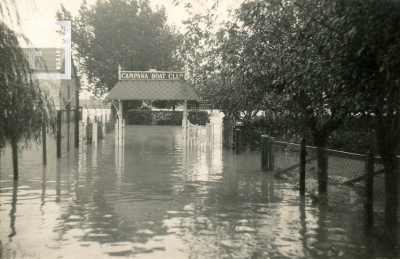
[1,0,400,258]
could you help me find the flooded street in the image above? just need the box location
[0,126,389,258]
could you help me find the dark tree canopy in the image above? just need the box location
[57,0,184,97]
[181,0,400,247]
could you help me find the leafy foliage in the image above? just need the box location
[57,0,183,97]
[181,0,400,243]
[0,15,55,149]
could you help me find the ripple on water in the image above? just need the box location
[0,126,393,258]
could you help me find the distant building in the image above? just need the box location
[80,97,112,123]
[23,48,80,111]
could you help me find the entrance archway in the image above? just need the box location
[105,67,221,146]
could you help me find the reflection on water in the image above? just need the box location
[8,180,18,241]
[0,125,396,258]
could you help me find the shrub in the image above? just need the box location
[126,110,210,126]
[126,110,153,125]
[236,114,373,154]
[188,111,209,125]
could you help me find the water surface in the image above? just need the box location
[0,125,391,258]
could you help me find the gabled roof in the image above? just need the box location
[105,80,200,100]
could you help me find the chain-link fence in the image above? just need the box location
[259,136,397,228]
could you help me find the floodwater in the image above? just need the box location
[0,126,394,258]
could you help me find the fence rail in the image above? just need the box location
[274,140,385,163]
[255,135,400,235]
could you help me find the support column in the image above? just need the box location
[210,110,223,145]
[182,100,188,146]
[115,118,119,145]
[118,100,123,146]
[122,119,125,145]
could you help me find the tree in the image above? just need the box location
[1,2,56,179]
[56,0,183,98]
[337,0,400,247]
[182,0,350,196]
[183,0,400,248]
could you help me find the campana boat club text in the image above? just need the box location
[120,72,185,80]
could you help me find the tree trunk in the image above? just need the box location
[375,111,399,248]
[316,145,328,195]
[377,143,399,248]
[383,151,398,247]
[11,137,18,180]
[313,131,329,196]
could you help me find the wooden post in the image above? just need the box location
[206,123,211,147]
[365,151,374,234]
[300,137,306,195]
[57,110,62,158]
[105,113,108,134]
[42,123,47,165]
[269,137,275,171]
[229,117,234,148]
[92,122,97,147]
[115,118,119,145]
[118,100,123,146]
[75,89,79,148]
[66,100,70,152]
[182,100,188,146]
[235,128,241,154]
[11,137,18,180]
[56,160,61,202]
[261,135,269,171]
[101,107,104,137]
[122,119,125,145]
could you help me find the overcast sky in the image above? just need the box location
[5,0,241,98]
[10,0,186,48]
[7,0,241,48]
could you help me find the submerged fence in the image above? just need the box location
[81,105,113,145]
[255,134,398,233]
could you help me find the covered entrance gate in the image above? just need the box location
[105,67,222,146]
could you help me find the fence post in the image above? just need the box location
[300,137,306,195]
[261,135,269,171]
[42,123,47,165]
[11,137,18,180]
[365,151,374,234]
[229,117,234,148]
[92,122,97,147]
[269,137,275,171]
[105,113,108,134]
[235,128,242,154]
[57,110,62,158]
[122,119,125,145]
[75,89,79,148]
